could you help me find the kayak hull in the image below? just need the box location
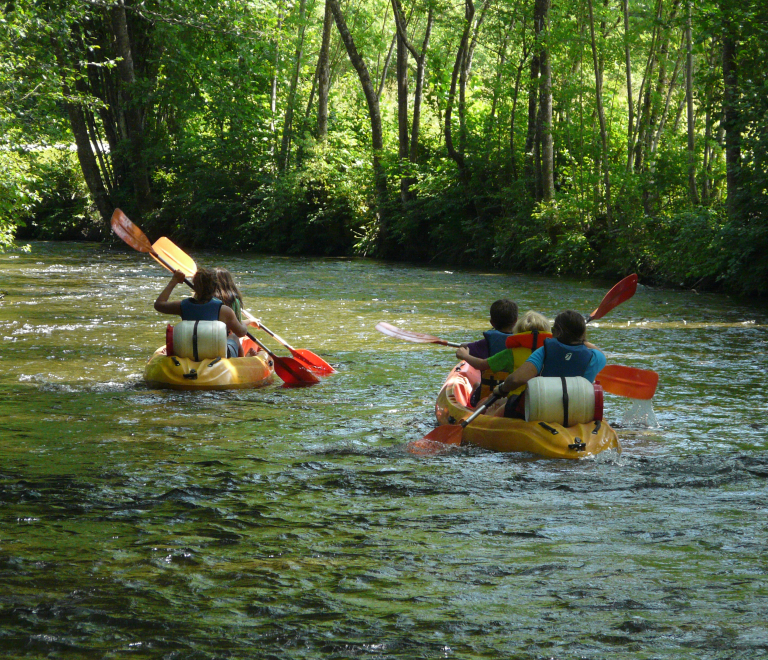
[435,362,621,459]
[144,337,274,391]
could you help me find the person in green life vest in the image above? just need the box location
[458,299,519,359]
[457,310,552,416]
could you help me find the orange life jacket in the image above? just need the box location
[478,330,553,399]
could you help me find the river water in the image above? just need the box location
[1,241,766,659]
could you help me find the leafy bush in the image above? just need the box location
[16,149,102,241]
[0,149,38,249]
[239,137,373,256]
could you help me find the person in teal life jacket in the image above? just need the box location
[488,309,607,411]
[154,267,253,358]
[459,299,519,359]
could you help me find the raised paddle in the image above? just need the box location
[110,209,321,386]
[420,394,501,445]
[586,273,638,323]
[111,209,194,288]
[375,322,461,347]
[151,234,335,375]
[597,364,658,400]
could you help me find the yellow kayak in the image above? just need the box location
[434,362,621,459]
[144,336,274,391]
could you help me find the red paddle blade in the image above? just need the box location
[290,348,335,375]
[111,209,153,253]
[375,322,453,346]
[588,274,638,322]
[273,356,321,386]
[421,424,464,445]
[597,364,658,400]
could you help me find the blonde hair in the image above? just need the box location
[513,311,551,334]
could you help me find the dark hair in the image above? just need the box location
[214,267,243,308]
[552,309,587,345]
[490,299,518,330]
[192,268,217,303]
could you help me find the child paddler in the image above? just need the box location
[484,310,607,417]
[457,310,552,417]
[459,299,518,359]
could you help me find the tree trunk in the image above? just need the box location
[622,0,634,172]
[409,10,433,164]
[110,0,153,213]
[53,42,112,223]
[685,0,698,203]
[327,0,389,250]
[279,0,308,171]
[722,25,740,218]
[587,0,612,222]
[317,0,333,140]
[524,25,541,196]
[535,0,554,202]
[445,0,474,176]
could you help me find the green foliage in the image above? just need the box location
[648,207,729,287]
[494,197,600,275]
[17,149,102,241]
[239,137,374,256]
[0,0,766,295]
[0,148,37,249]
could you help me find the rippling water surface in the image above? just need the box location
[1,241,767,659]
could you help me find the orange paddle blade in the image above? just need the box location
[598,364,658,400]
[152,237,197,277]
[421,424,464,445]
[111,209,153,253]
[407,437,461,455]
[290,348,335,375]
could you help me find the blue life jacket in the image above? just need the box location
[539,338,593,377]
[482,329,515,357]
[180,297,224,322]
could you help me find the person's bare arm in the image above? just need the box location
[456,346,490,371]
[493,361,538,397]
[219,306,249,338]
[154,270,186,315]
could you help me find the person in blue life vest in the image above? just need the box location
[457,310,552,415]
[154,267,256,358]
[486,309,607,411]
[459,299,519,359]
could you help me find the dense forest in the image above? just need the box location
[0,0,766,294]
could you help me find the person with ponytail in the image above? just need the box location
[213,267,245,322]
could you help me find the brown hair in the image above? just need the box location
[552,309,587,345]
[192,268,217,303]
[214,267,243,309]
[490,299,518,331]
